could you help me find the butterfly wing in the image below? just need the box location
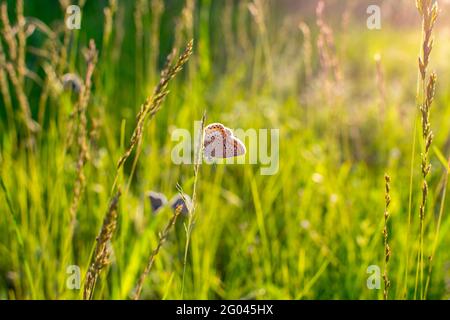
[147,191,167,213]
[204,137,220,160]
[233,137,246,157]
[204,126,224,159]
[223,136,245,158]
[203,123,246,159]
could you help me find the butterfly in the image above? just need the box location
[203,123,246,160]
[147,191,192,215]
[61,73,82,93]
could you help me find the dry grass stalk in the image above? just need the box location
[1,1,38,136]
[133,206,183,300]
[69,40,98,232]
[0,40,13,125]
[59,0,71,9]
[4,62,39,134]
[111,6,125,63]
[415,0,438,300]
[83,189,122,300]
[103,0,117,49]
[298,22,312,80]
[237,0,251,52]
[116,39,194,170]
[383,174,392,300]
[83,40,193,300]
[176,0,194,47]
[149,0,164,83]
[1,3,17,61]
[16,0,26,86]
[417,0,438,83]
[134,0,146,94]
[248,0,265,37]
[57,8,71,75]
[248,0,273,82]
[341,1,357,32]
[181,112,206,297]
[222,0,234,59]
[37,1,71,125]
[119,40,194,194]
[316,0,341,83]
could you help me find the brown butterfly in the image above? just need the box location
[203,123,246,160]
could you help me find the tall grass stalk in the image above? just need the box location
[315,0,341,83]
[181,112,205,298]
[83,190,122,300]
[149,0,164,85]
[404,1,428,299]
[299,22,312,80]
[383,174,392,300]
[133,206,183,300]
[121,40,194,193]
[83,40,193,299]
[115,39,194,175]
[16,0,26,87]
[134,0,145,101]
[248,0,273,83]
[414,0,438,300]
[0,40,14,129]
[37,1,73,125]
[0,3,17,60]
[424,157,449,297]
[404,117,417,299]
[69,40,98,234]
[1,2,38,137]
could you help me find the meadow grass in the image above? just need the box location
[0,0,449,300]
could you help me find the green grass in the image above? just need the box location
[0,0,449,300]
